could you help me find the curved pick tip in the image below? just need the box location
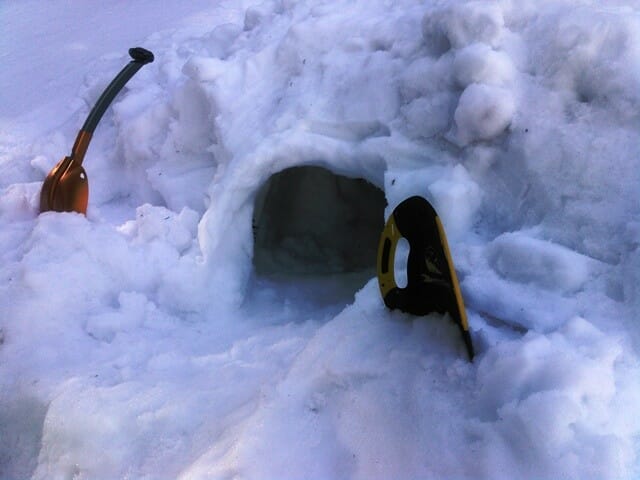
[129,47,154,64]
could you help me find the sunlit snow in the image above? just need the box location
[1,0,639,479]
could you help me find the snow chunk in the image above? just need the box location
[453,43,516,88]
[182,56,227,82]
[402,93,456,139]
[244,1,280,31]
[400,56,453,102]
[85,292,151,343]
[203,23,243,59]
[422,2,505,53]
[0,182,39,220]
[428,164,482,240]
[525,5,640,118]
[119,204,199,254]
[488,231,599,293]
[454,83,515,145]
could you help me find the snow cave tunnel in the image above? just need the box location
[252,166,386,281]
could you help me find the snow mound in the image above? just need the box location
[454,83,516,145]
[488,231,600,293]
[475,317,640,480]
[1,0,639,478]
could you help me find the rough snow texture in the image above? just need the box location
[1,0,639,479]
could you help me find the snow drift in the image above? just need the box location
[1,0,639,478]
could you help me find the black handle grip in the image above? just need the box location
[129,47,154,64]
[80,47,155,135]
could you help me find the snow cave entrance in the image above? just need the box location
[252,166,386,306]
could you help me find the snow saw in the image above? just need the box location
[39,47,154,214]
[377,196,474,361]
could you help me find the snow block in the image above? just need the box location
[453,43,515,88]
[488,231,598,293]
[454,83,515,145]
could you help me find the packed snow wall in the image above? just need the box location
[41,0,635,318]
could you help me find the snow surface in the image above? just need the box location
[1,0,639,478]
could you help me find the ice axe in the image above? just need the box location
[39,47,154,214]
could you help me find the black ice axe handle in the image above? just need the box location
[81,47,154,135]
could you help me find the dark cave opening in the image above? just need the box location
[252,166,386,276]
